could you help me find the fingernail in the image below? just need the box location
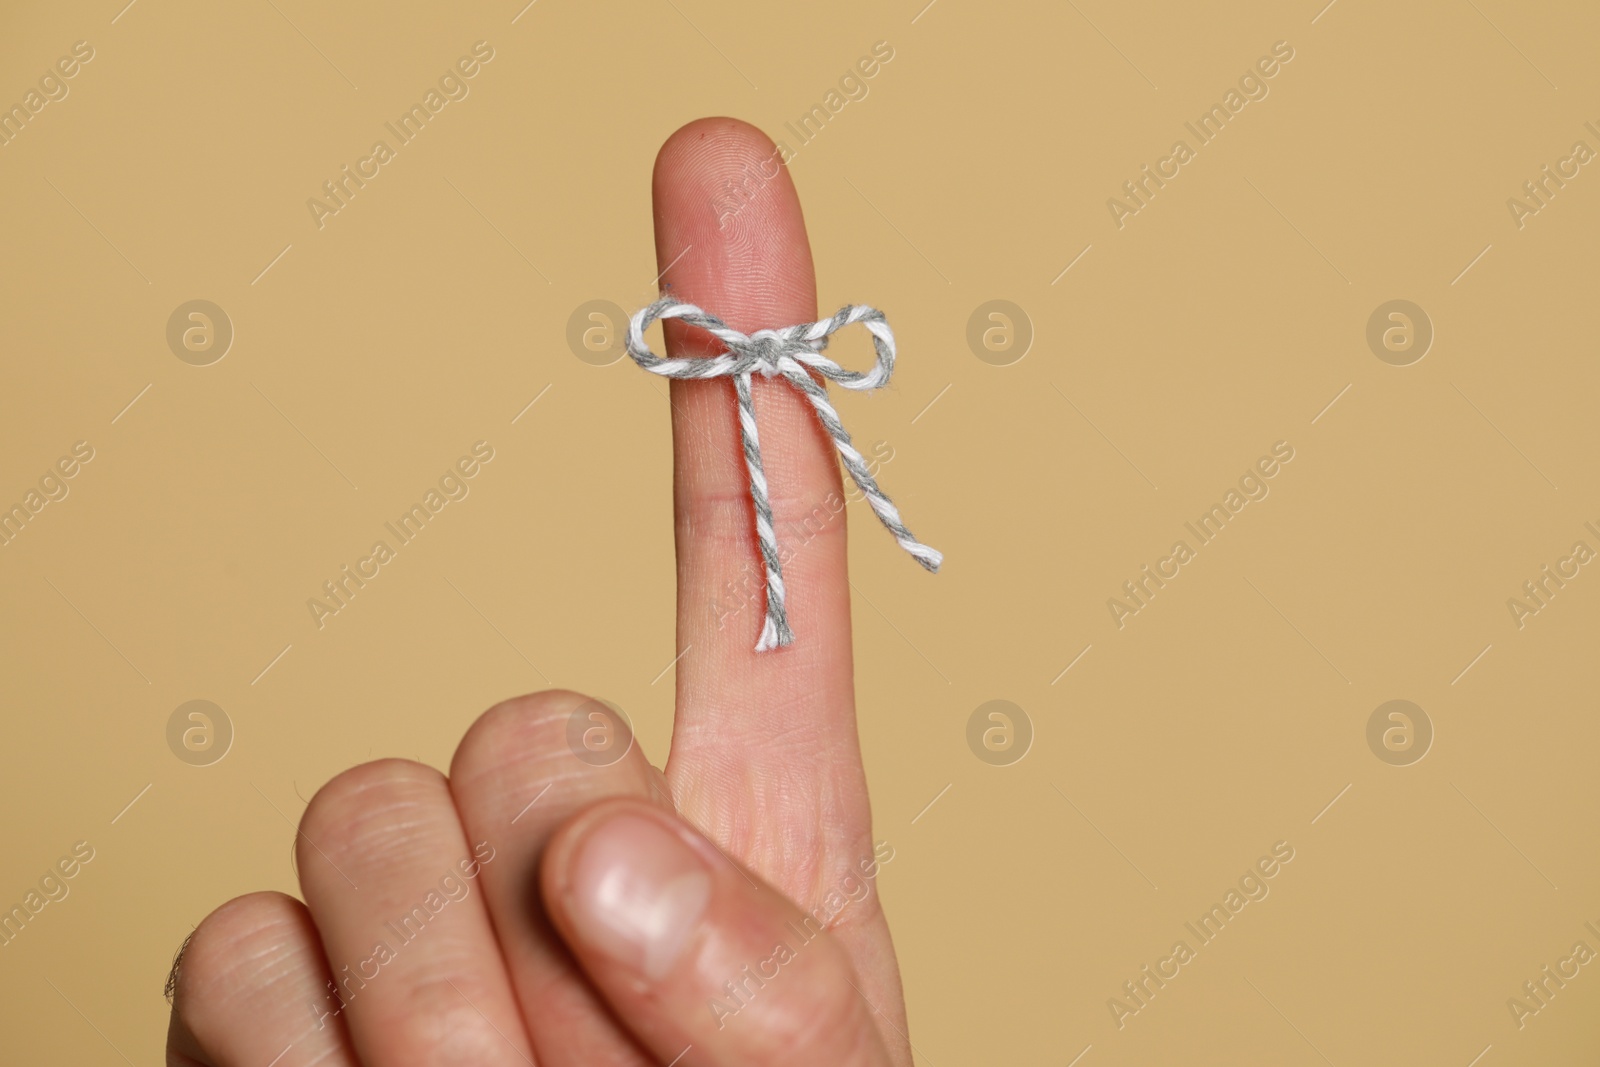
[566,812,713,981]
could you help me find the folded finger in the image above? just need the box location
[449,689,666,1066]
[295,760,534,1066]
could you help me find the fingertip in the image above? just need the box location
[651,116,816,333]
[652,116,785,213]
[654,115,778,175]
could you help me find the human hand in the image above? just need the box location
[166,117,913,1067]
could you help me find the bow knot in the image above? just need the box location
[739,331,795,376]
[625,297,941,652]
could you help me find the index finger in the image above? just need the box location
[649,118,865,846]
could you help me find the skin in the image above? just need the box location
[166,117,911,1067]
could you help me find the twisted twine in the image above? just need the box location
[625,297,942,651]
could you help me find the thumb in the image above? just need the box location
[541,798,893,1066]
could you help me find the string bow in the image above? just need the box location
[625,298,941,651]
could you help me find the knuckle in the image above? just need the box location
[449,690,660,838]
[298,759,449,869]
[451,689,626,790]
[176,892,305,1018]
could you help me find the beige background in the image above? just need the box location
[2,0,1598,1063]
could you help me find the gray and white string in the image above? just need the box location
[625,298,941,652]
